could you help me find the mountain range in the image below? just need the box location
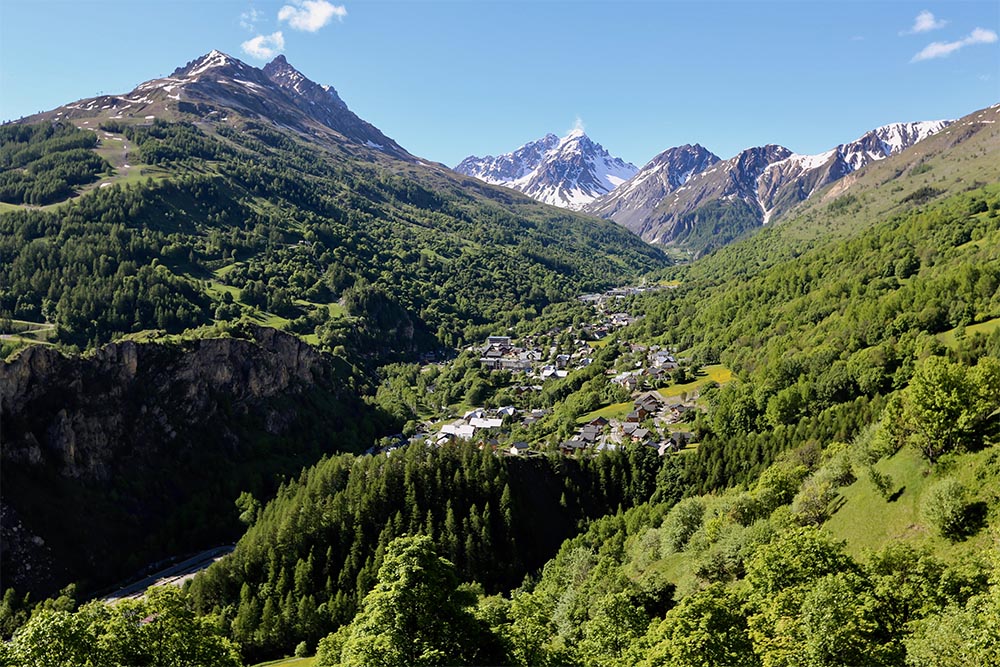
[459,120,951,254]
[592,120,952,252]
[31,48,958,256]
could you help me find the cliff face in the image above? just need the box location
[0,326,385,597]
[2,327,326,479]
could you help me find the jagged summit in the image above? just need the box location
[262,54,348,110]
[170,50,255,80]
[454,130,637,209]
[584,144,721,227]
[34,50,410,159]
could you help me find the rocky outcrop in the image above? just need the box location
[1,326,328,481]
[0,326,384,597]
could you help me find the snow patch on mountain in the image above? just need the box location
[454,131,637,209]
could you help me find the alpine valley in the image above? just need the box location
[1,49,1000,667]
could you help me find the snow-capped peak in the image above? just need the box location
[870,120,950,154]
[182,50,243,79]
[454,130,637,210]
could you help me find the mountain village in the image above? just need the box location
[368,282,699,459]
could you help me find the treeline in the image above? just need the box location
[187,441,663,662]
[0,122,109,205]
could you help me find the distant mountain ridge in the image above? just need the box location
[583,143,721,233]
[454,129,638,209]
[586,120,952,252]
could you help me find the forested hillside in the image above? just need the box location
[2,52,999,667]
[0,117,664,355]
[1,72,664,610]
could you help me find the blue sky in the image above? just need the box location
[1,1,997,167]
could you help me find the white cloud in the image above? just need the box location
[278,0,346,32]
[241,31,285,59]
[906,10,947,34]
[912,27,998,62]
[240,8,262,31]
[570,117,585,134]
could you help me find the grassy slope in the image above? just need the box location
[779,105,1000,244]
[937,316,1000,346]
[825,444,1000,561]
[251,657,316,667]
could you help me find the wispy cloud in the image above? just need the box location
[240,8,263,31]
[278,0,346,32]
[904,10,947,35]
[241,31,285,59]
[912,27,998,62]
[569,117,585,134]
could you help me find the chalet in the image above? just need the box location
[625,406,651,423]
[487,335,512,347]
[669,404,694,422]
[610,313,635,327]
[578,424,602,443]
[670,431,694,448]
[469,417,504,431]
[636,391,664,408]
[555,354,571,369]
[657,440,679,456]
[630,428,650,443]
[650,350,678,368]
[645,366,670,383]
[613,372,640,392]
[509,442,530,456]
[559,440,588,456]
[440,423,475,440]
[497,406,518,418]
[588,416,609,427]
[540,366,568,381]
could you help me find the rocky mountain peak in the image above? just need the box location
[454,130,637,209]
[170,50,259,81]
[262,55,347,110]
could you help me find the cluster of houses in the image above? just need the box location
[612,345,686,392]
[578,283,670,306]
[556,392,696,457]
[367,389,697,460]
[477,335,591,380]
[435,405,518,446]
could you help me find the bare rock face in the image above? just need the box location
[1,325,378,597]
[0,326,326,481]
